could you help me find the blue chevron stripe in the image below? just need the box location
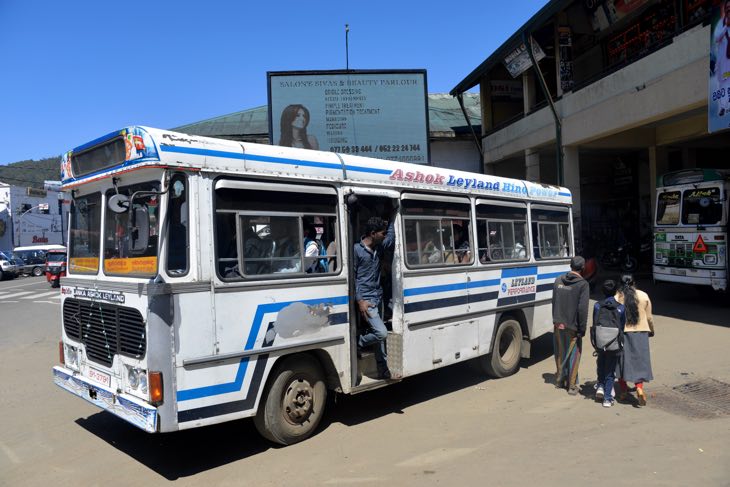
[176,295,348,402]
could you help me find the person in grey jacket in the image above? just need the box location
[551,256,590,395]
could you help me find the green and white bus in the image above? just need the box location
[654,169,728,291]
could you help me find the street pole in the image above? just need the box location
[345,24,350,71]
[15,204,44,247]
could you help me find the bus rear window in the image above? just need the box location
[656,191,680,225]
[682,187,723,225]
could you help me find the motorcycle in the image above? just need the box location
[599,239,646,273]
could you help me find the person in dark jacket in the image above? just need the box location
[552,256,590,395]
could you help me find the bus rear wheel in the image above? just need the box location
[254,355,327,445]
[482,318,522,378]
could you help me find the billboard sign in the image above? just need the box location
[268,70,430,164]
[710,3,730,133]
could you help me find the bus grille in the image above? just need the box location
[63,298,146,366]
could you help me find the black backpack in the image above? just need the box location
[591,298,622,352]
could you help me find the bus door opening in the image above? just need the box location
[346,194,398,383]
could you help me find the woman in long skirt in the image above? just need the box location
[615,274,655,406]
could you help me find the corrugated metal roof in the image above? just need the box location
[172,93,481,139]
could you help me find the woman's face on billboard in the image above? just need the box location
[292,108,308,129]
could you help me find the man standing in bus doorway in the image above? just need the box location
[354,216,396,380]
[551,256,590,395]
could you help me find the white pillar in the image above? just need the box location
[525,149,540,182]
[563,146,582,252]
[649,146,668,222]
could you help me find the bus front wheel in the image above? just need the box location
[254,355,327,445]
[482,318,522,378]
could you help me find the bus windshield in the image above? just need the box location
[682,187,723,225]
[103,182,160,277]
[656,191,680,225]
[69,194,102,274]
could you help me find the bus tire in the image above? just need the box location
[254,355,327,446]
[482,318,522,378]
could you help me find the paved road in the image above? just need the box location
[1,276,729,486]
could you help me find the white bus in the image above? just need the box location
[653,169,728,291]
[53,126,574,444]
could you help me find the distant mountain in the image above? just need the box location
[0,157,61,189]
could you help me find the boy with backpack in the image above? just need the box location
[591,279,626,408]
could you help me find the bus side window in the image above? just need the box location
[401,198,471,268]
[214,183,338,280]
[167,174,189,275]
[476,202,528,263]
[530,206,571,259]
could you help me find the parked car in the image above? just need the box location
[13,248,47,276]
[45,249,67,288]
[0,251,19,280]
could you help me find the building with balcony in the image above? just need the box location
[450,0,728,259]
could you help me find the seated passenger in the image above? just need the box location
[303,223,327,273]
[271,219,300,273]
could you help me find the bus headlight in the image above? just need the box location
[704,254,717,265]
[125,366,146,394]
[64,344,79,370]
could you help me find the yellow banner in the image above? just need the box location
[69,257,99,273]
[104,256,158,275]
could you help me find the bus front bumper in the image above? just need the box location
[53,366,158,433]
[653,266,727,291]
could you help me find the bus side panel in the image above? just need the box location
[173,284,349,429]
[401,269,471,375]
[531,263,569,339]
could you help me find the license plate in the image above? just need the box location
[88,367,111,387]
[670,269,687,276]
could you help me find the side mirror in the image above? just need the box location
[129,207,150,252]
[108,194,130,213]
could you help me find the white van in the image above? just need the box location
[14,244,67,276]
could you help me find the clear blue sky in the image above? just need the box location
[0,0,546,165]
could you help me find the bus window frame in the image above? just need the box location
[656,190,681,226]
[530,204,572,260]
[213,178,341,282]
[102,181,161,278]
[165,172,190,277]
[68,192,102,276]
[475,199,529,264]
[400,194,472,269]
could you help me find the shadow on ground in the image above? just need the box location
[76,334,557,479]
[589,270,729,328]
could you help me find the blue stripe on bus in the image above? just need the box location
[537,271,565,280]
[558,192,571,197]
[500,266,537,278]
[159,145,392,175]
[403,278,501,297]
[176,295,348,402]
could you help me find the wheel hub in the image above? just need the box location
[283,379,314,424]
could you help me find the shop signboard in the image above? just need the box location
[268,70,430,164]
[503,39,545,78]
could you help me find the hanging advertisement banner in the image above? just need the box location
[503,38,546,78]
[710,3,730,133]
[268,70,430,164]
